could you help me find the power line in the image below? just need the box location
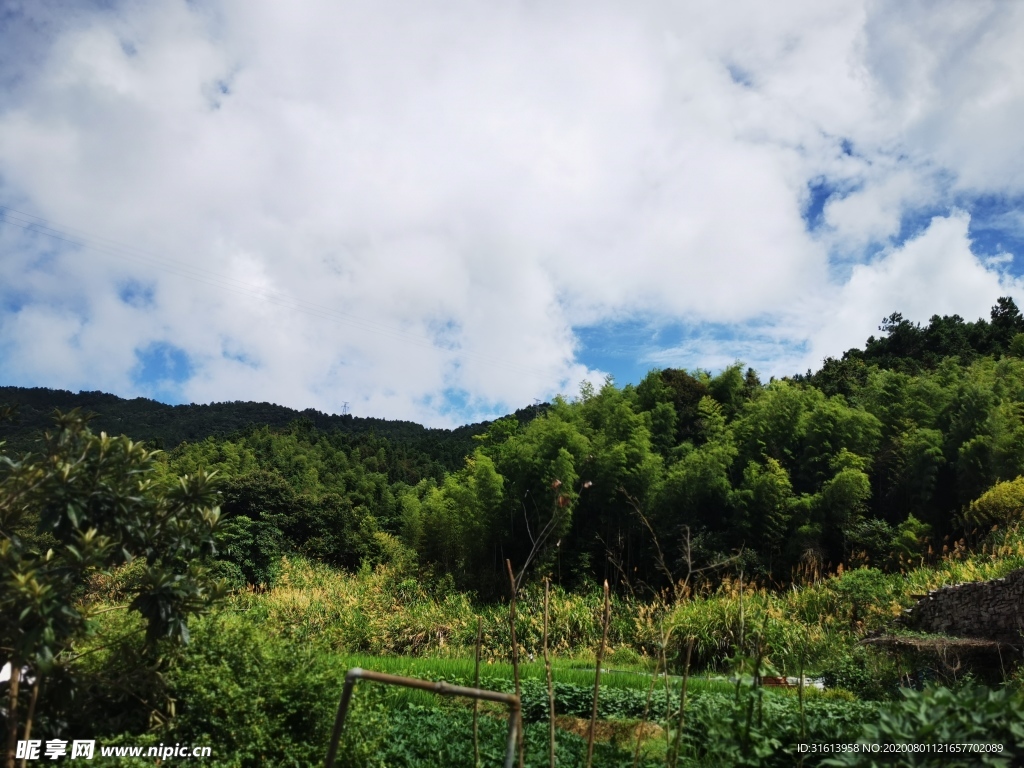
[0,205,561,379]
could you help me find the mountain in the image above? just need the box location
[0,386,543,470]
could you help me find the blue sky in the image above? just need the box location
[2,1,1024,426]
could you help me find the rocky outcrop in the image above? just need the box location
[901,568,1024,645]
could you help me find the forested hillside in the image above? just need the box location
[0,386,548,471]
[6,298,1024,598]
[398,295,1024,596]
[7,298,1024,767]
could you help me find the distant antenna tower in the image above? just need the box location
[341,402,350,416]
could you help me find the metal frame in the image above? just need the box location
[324,667,521,768]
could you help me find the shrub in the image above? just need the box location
[967,477,1024,528]
[819,645,902,701]
[161,612,346,766]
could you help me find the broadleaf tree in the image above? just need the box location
[0,409,226,767]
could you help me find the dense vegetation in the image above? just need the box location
[141,296,1024,597]
[5,298,1024,766]
[0,385,537,472]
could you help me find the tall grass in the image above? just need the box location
[224,523,1024,681]
[90,524,1024,695]
[229,557,633,661]
[649,525,1024,676]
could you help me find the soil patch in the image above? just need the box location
[553,715,664,744]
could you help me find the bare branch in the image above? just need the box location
[620,487,741,602]
[598,532,636,600]
[620,488,676,594]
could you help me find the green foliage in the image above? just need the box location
[1009,333,1024,358]
[77,601,866,768]
[14,299,1024,765]
[512,676,833,723]
[893,515,931,562]
[659,368,712,444]
[165,435,259,479]
[966,475,1024,528]
[657,428,735,533]
[813,298,1024,377]
[819,645,901,701]
[11,296,1024,591]
[0,410,228,768]
[708,364,749,419]
[733,380,818,475]
[731,457,795,558]
[365,704,664,768]
[677,691,876,768]
[822,684,1024,767]
[218,514,285,588]
[0,410,225,663]
[0,386,494,473]
[59,540,1024,767]
[157,612,352,767]
[412,452,505,586]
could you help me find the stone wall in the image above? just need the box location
[902,567,1024,645]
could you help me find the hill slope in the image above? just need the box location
[0,386,534,471]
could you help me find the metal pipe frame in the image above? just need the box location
[324,667,521,768]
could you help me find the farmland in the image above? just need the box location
[63,546,1024,766]
[7,302,1024,765]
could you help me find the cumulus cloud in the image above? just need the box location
[805,212,1022,368]
[861,1,1024,193]
[0,0,1023,425]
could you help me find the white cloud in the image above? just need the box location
[823,168,930,249]
[0,0,1023,425]
[861,1,1024,193]
[804,212,1022,368]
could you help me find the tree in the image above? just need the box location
[1,410,225,767]
[217,470,296,586]
[989,296,1024,350]
[732,380,817,478]
[708,363,748,419]
[656,428,735,533]
[659,368,711,444]
[730,458,794,570]
[815,450,873,562]
[416,451,505,587]
[806,355,868,398]
[798,395,881,489]
[484,403,590,588]
[867,312,926,367]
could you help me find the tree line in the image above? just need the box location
[7,298,1024,600]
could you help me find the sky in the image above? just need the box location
[1,0,1024,427]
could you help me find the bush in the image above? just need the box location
[161,612,346,766]
[819,645,902,701]
[967,477,1024,528]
